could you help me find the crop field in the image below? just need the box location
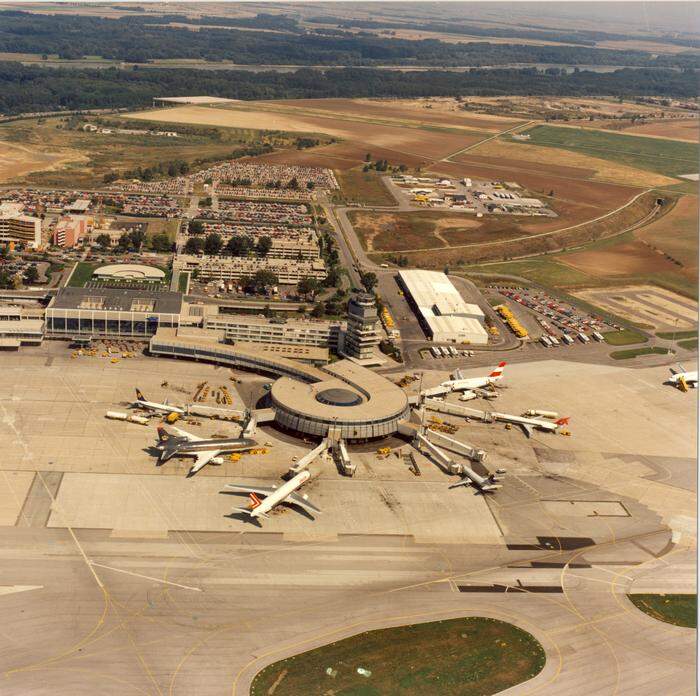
[520,125,699,179]
[250,617,545,696]
[613,118,699,142]
[268,97,524,132]
[128,103,487,162]
[463,137,677,187]
[0,116,280,187]
[335,169,397,207]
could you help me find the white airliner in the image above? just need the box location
[224,470,321,521]
[130,389,185,416]
[667,365,698,389]
[441,361,506,395]
[494,413,570,437]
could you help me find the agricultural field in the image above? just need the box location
[128,102,487,161]
[335,169,397,207]
[250,617,545,696]
[0,116,291,187]
[465,137,677,187]
[602,117,698,142]
[519,125,699,179]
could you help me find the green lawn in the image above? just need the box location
[656,330,698,340]
[628,594,697,628]
[603,329,649,346]
[177,272,190,293]
[521,125,699,178]
[678,338,698,351]
[611,347,670,360]
[66,261,98,287]
[250,617,546,696]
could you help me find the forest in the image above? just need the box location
[0,11,698,69]
[0,63,697,116]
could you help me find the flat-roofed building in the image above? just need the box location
[203,313,344,350]
[0,203,42,249]
[398,269,488,345]
[173,254,327,284]
[0,305,44,348]
[45,287,182,339]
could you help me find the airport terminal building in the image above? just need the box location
[45,287,183,339]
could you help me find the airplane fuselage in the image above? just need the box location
[133,400,185,415]
[250,470,310,518]
[172,437,257,456]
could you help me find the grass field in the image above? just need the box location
[611,347,670,359]
[678,338,698,351]
[603,329,649,345]
[250,617,545,696]
[335,168,397,206]
[656,330,698,340]
[66,261,98,288]
[522,125,699,179]
[628,594,697,627]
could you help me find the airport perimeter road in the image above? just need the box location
[0,348,695,695]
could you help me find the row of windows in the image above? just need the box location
[47,317,178,335]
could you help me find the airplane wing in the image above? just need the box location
[288,492,321,514]
[170,425,204,442]
[187,450,220,477]
[519,423,534,438]
[224,483,278,496]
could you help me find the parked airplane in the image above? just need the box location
[130,389,185,416]
[155,426,257,477]
[493,412,570,437]
[667,365,698,390]
[441,361,506,396]
[224,470,321,520]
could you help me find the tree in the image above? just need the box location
[189,220,204,234]
[95,233,112,249]
[306,181,315,190]
[360,271,378,293]
[226,235,253,256]
[23,264,39,285]
[116,232,131,252]
[204,232,223,255]
[184,237,205,255]
[311,301,325,318]
[256,235,272,257]
[252,269,278,291]
[287,176,299,190]
[297,276,320,299]
[150,233,171,252]
[365,153,372,162]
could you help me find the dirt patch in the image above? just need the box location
[348,211,446,251]
[0,140,85,183]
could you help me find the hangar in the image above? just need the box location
[397,269,488,345]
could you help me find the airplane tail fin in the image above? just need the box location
[136,388,146,402]
[489,361,506,379]
[555,417,570,426]
[157,426,171,442]
[249,492,262,509]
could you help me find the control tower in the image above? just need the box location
[342,293,381,360]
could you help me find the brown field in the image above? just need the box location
[0,139,85,183]
[268,97,523,132]
[461,137,677,187]
[128,104,484,161]
[615,118,698,142]
[560,241,682,277]
[635,195,698,277]
[248,141,429,171]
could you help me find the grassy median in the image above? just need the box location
[628,594,697,628]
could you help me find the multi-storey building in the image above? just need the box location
[342,293,382,361]
[0,203,42,249]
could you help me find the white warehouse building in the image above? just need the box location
[397,269,488,345]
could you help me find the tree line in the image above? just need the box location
[0,63,697,116]
[0,11,697,69]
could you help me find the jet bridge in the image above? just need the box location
[422,428,487,464]
[289,439,332,475]
[413,430,501,492]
